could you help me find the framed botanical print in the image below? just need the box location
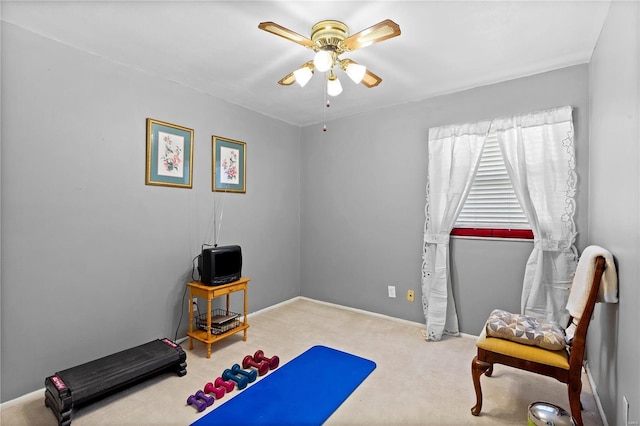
[212,135,246,193]
[146,118,194,188]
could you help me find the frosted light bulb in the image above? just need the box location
[345,63,366,84]
[293,67,313,87]
[313,50,333,72]
[327,75,342,97]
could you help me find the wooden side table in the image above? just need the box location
[186,277,249,358]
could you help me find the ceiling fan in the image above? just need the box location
[258,19,401,96]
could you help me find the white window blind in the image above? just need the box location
[455,130,529,229]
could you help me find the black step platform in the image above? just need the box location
[44,338,187,426]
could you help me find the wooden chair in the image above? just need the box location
[470,255,606,426]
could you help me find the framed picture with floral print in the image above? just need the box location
[145,118,194,188]
[212,135,246,193]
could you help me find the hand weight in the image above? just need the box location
[253,350,280,370]
[195,390,214,406]
[215,376,235,393]
[242,355,269,376]
[231,364,257,383]
[222,369,248,390]
[203,382,225,399]
[187,394,207,412]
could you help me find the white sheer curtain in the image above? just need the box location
[422,121,490,340]
[493,106,578,325]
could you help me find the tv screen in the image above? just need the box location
[198,245,242,286]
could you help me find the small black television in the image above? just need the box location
[198,245,242,286]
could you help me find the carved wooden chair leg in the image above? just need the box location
[471,356,492,416]
[568,381,583,426]
[485,363,493,377]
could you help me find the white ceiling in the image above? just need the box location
[2,1,611,126]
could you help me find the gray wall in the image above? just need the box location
[1,23,301,402]
[4,8,637,424]
[300,64,590,334]
[588,2,640,425]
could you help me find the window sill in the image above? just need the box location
[451,228,534,240]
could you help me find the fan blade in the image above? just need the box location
[278,61,315,86]
[361,69,382,88]
[278,72,297,86]
[341,19,401,51]
[258,22,316,48]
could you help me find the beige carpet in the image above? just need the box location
[1,297,603,425]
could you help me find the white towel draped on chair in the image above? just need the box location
[566,245,618,319]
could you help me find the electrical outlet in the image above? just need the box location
[192,297,197,304]
[407,290,415,302]
[387,285,396,298]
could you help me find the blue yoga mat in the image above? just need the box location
[191,345,376,426]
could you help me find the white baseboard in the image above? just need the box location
[248,296,301,317]
[585,360,608,426]
[300,298,484,343]
[459,332,479,340]
[298,296,426,329]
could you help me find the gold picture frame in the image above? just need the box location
[212,135,246,193]
[146,118,194,188]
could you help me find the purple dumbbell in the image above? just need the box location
[187,394,207,412]
[195,390,214,407]
[203,381,225,399]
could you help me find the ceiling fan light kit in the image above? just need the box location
[327,72,343,97]
[293,66,313,87]
[313,49,334,73]
[258,18,401,129]
[340,59,366,84]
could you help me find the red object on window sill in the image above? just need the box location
[451,228,534,239]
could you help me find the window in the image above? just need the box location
[453,130,533,239]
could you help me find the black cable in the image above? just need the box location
[174,285,189,342]
[192,252,202,281]
[174,255,201,342]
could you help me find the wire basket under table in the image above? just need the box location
[195,309,241,335]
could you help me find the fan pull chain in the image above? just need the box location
[323,72,328,132]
